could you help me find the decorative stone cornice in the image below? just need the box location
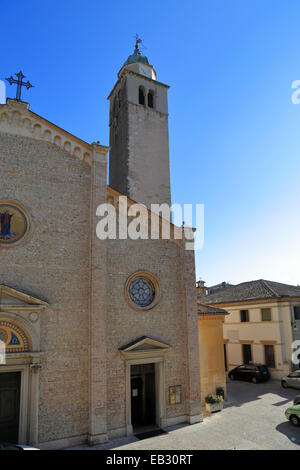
[0,99,109,166]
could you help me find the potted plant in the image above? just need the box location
[205,394,224,413]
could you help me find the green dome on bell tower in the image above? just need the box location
[124,38,150,66]
[119,36,157,80]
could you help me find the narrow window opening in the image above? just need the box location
[139,87,145,105]
[147,91,154,108]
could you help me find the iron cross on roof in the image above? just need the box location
[5,71,34,102]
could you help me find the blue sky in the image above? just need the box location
[1,0,300,286]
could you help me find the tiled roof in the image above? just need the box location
[207,282,234,289]
[199,279,300,305]
[197,302,229,315]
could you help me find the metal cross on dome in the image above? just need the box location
[6,71,34,102]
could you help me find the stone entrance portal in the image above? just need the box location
[119,336,170,436]
[0,284,48,445]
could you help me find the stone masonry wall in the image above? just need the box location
[106,237,191,433]
[0,132,91,444]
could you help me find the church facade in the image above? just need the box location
[0,44,202,449]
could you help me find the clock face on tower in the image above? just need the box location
[139,64,152,78]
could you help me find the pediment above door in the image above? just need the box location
[119,336,170,358]
[0,285,48,312]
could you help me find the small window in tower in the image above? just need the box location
[139,87,145,105]
[148,90,154,108]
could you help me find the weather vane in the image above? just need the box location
[135,34,142,45]
[134,34,147,54]
[5,71,34,102]
[134,34,142,53]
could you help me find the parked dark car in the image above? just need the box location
[228,364,270,383]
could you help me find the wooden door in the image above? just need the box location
[145,372,156,425]
[0,372,21,443]
[131,376,143,427]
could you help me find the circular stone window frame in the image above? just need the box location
[0,200,33,249]
[125,271,161,312]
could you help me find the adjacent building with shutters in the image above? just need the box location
[198,279,300,380]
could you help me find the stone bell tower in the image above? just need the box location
[108,39,171,209]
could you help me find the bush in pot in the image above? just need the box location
[205,394,224,413]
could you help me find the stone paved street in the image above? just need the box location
[67,380,300,450]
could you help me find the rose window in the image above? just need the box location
[129,277,155,307]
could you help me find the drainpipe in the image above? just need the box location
[289,303,298,371]
[277,302,286,364]
[289,304,295,343]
